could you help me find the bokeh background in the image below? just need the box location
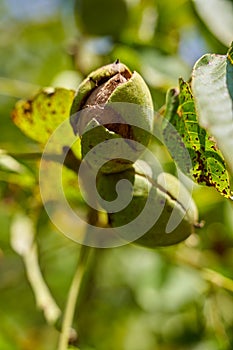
[0,0,233,349]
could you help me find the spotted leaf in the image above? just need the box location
[12,88,75,145]
[163,78,231,199]
[191,50,233,176]
[227,42,233,102]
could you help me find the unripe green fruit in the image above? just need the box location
[70,61,154,173]
[96,163,199,247]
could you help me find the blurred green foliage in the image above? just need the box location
[0,0,233,349]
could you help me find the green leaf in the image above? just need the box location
[0,150,35,188]
[192,0,233,46]
[12,88,75,145]
[163,78,232,199]
[227,42,233,102]
[192,51,233,177]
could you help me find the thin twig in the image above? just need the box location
[58,245,91,350]
[10,215,61,324]
[24,243,61,324]
[3,149,81,173]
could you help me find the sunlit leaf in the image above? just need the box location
[12,87,75,145]
[192,0,233,46]
[163,79,232,198]
[226,42,233,102]
[192,51,233,176]
[0,150,35,188]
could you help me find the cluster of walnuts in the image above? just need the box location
[70,61,199,247]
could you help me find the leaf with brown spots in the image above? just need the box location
[12,88,75,145]
[163,79,232,199]
[227,42,233,102]
[192,51,233,176]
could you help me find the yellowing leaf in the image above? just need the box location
[12,88,75,145]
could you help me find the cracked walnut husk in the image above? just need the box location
[70,61,154,173]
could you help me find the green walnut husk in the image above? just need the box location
[96,162,199,247]
[70,61,154,173]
